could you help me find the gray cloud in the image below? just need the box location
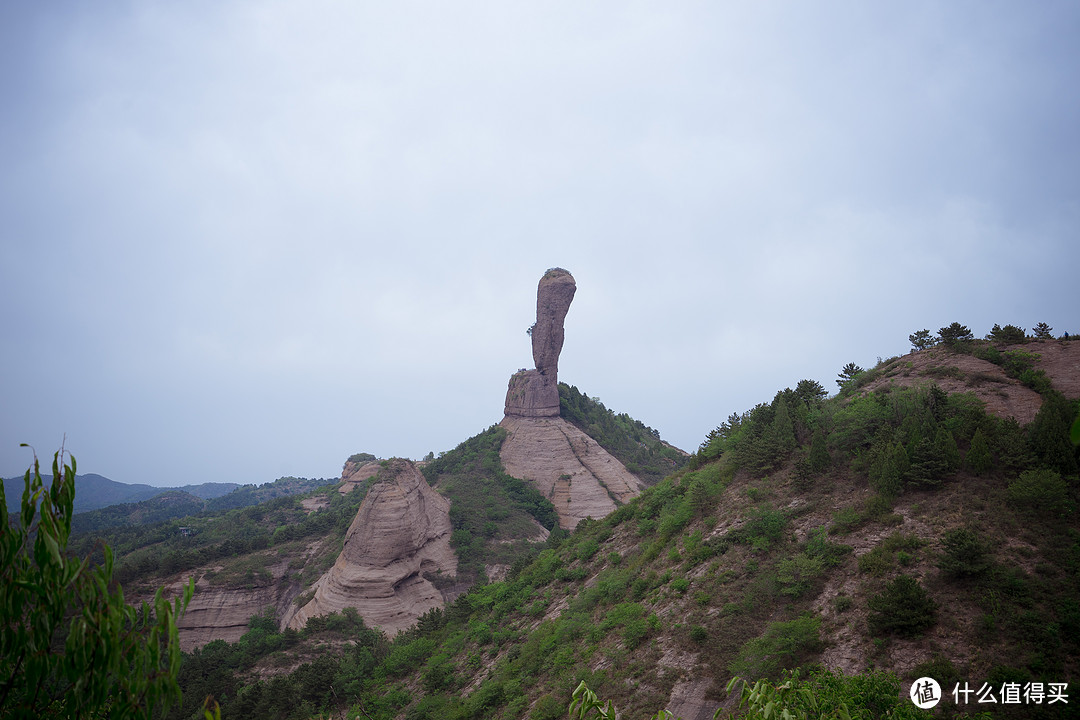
[3,1,1077,486]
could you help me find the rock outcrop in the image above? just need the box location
[499,415,642,530]
[339,457,383,494]
[504,268,576,418]
[171,571,306,652]
[500,269,643,529]
[287,460,457,635]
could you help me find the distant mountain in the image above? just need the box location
[71,490,209,535]
[1,472,240,515]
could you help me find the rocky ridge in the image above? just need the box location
[286,459,458,636]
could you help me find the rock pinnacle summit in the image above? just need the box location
[504,268,576,418]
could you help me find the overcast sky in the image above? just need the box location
[3,2,1077,488]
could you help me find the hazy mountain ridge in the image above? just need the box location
[1,472,241,516]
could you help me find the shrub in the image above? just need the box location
[867,575,938,637]
[577,538,600,562]
[858,547,893,576]
[529,694,564,720]
[804,527,852,567]
[829,506,861,535]
[689,625,708,644]
[740,505,788,551]
[939,527,991,578]
[1007,468,1072,519]
[777,554,824,597]
[730,615,823,679]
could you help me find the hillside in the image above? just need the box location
[152,337,1078,720]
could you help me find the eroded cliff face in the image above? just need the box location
[499,415,643,530]
[171,571,305,652]
[286,460,457,636]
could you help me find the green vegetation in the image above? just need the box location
[422,425,557,580]
[1,449,191,718]
[559,383,688,485]
[867,575,938,637]
[939,527,991,578]
[987,323,1028,344]
[938,321,974,347]
[909,328,936,351]
[730,615,823,679]
[726,668,933,720]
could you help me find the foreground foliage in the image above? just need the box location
[0,448,191,719]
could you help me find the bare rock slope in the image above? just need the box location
[499,415,643,530]
[170,560,308,652]
[287,459,457,635]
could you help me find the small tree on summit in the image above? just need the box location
[909,329,936,351]
[937,322,974,347]
[987,324,1026,345]
[1033,322,1053,339]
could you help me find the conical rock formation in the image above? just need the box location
[287,459,457,635]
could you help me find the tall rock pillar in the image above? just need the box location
[504,268,576,418]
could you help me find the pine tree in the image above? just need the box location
[808,428,830,472]
[892,441,910,482]
[1028,394,1080,476]
[938,322,974,347]
[907,435,948,487]
[909,329,936,351]
[935,427,961,473]
[869,447,902,497]
[996,417,1032,474]
[837,362,864,388]
[965,428,993,475]
[794,379,827,407]
[987,324,1026,345]
[1033,322,1053,339]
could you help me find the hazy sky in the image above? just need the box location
[3,2,1078,488]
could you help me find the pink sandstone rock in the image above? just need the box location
[286,459,457,635]
[505,268,576,418]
